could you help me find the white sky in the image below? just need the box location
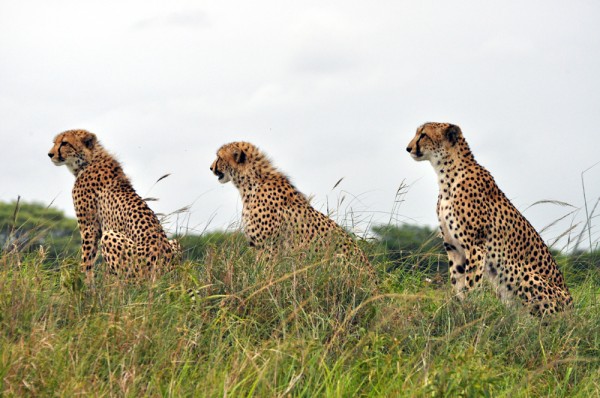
[1,0,599,251]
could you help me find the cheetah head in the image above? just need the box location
[48,129,97,176]
[210,142,256,184]
[406,122,463,162]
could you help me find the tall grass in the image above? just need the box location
[0,232,598,397]
[1,170,599,396]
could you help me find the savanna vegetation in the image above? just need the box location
[0,200,598,396]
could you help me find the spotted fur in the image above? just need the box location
[407,122,572,316]
[210,141,372,267]
[48,129,180,281]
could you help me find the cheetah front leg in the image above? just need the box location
[78,219,101,284]
[444,242,468,299]
[445,243,485,299]
[463,245,486,295]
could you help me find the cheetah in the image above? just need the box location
[406,122,572,316]
[48,129,180,281]
[209,141,372,267]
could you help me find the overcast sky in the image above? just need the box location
[1,0,599,251]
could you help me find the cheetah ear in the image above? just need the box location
[82,132,97,149]
[444,124,461,146]
[233,149,246,164]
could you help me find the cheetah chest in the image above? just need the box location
[437,194,467,258]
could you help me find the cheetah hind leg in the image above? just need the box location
[100,230,139,278]
[518,278,573,317]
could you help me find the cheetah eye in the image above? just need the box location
[59,141,75,150]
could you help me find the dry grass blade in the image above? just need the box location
[573,197,600,252]
[143,197,159,202]
[332,177,345,190]
[539,209,578,235]
[143,172,173,199]
[10,196,21,232]
[551,223,580,249]
[525,199,576,211]
[580,161,600,251]
[155,173,171,184]
[171,205,191,215]
[387,180,409,226]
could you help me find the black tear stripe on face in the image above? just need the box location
[415,133,426,157]
[212,159,225,179]
[57,141,75,162]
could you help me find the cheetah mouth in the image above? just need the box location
[410,151,422,160]
[410,148,426,160]
[215,171,225,180]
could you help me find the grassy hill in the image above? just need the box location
[0,200,599,396]
[1,234,599,397]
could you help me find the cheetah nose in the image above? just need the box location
[406,147,412,153]
[48,153,54,158]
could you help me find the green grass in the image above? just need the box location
[0,240,599,397]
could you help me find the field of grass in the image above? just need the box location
[0,236,599,397]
